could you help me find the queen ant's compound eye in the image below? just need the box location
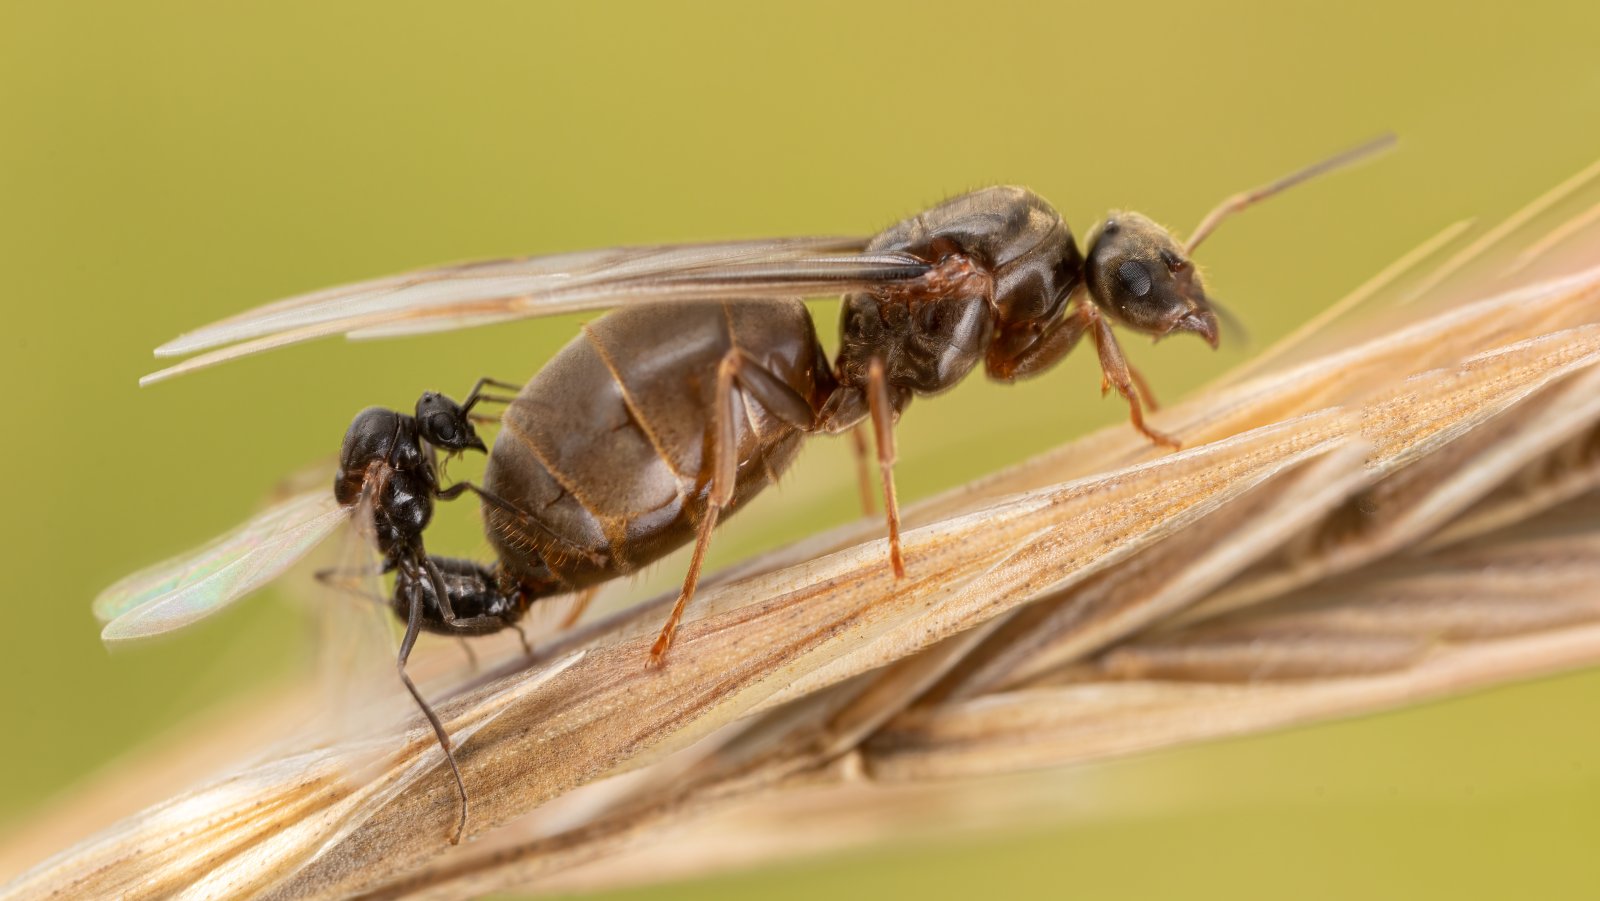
[1117,260,1153,297]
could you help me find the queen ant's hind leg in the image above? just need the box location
[649,352,740,666]
[395,561,470,845]
[648,349,821,666]
[866,358,907,579]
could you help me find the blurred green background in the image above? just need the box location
[5,2,1600,898]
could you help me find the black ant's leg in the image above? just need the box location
[313,561,389,598]
[458,638,479,672]
[511,622,534,658]
[420,552,461,626]
[865,357,906,580]
[460,377,524,414]
[436,481,609,570]
[414,552,515,634]
[434,482,473,502]
[396,561,469,845]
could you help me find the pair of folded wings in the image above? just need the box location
[101,235,934,639]
[143,237,933,384]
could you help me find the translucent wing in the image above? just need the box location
[144,237,932,384]
[95,490,349,641]
[308,485,412,749]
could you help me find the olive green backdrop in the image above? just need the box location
[5,2,1600,898]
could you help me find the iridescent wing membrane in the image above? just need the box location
[94,491,349,641]
[144,237,932,383]
[310,487,417,748]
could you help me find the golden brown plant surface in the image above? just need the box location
[9,258,1600,899]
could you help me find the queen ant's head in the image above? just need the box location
[1084,213,1220,348]
[1081,134,1398,350]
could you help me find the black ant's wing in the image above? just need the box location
[141,237,932,383]
[95,490,348,641]
[309,484,415,747]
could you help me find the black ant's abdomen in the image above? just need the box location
[399,556,526,637]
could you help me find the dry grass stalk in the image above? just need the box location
[8,261,1600,900]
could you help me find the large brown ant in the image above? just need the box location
[101,134,1395,843]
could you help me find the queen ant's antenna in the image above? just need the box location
[1186,133,1398,254]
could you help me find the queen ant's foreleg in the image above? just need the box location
[1087,307,1179,449]
[985,300,1174,449]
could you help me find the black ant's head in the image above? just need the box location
[414,391,486,453]
[1084,212,1220,349]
